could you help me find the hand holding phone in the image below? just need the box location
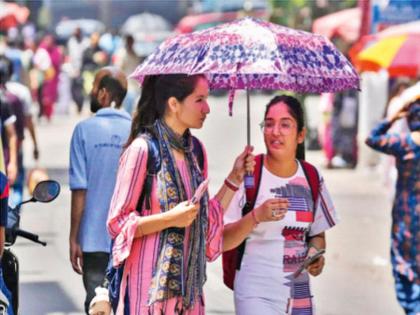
[293,249,325,278]
[190,178,210,205]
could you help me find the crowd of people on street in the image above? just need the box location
[0,11,419,315]
[0,24,143,121]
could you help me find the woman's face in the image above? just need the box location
[262,102,305,159]
[175,76,210,130]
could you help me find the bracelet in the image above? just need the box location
[251,209,260,225]
[308,243,322,252]
[224,178,239,192]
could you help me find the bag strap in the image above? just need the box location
[235,154,264,269]
[299,160,320,211]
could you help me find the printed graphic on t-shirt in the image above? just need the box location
[271,183,314,223]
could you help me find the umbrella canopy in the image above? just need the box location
[132,17,359,95]
[355,34,420,78]
[0,2,30,30]
[312,8,361,43]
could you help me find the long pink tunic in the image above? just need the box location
[107,137,223,315]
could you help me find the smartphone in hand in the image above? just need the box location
[190,178,210,205]
[293,249,325,278]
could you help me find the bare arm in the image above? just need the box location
[223,198,288,251]
[223,213,256,251]
[215,146,255,211]
[307,232,326,277]
[69,189,86,274]
[5,123,18,184]
[25,116,39,160]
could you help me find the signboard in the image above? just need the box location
[372,0,420,32]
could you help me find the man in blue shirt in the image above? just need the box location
[69,66,131,314]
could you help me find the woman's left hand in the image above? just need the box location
[307,255,325,277]
[228,145,255,184]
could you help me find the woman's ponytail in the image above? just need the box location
[125,75,159,147]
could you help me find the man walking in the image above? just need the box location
[69,67,131,313]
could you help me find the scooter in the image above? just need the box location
[0,180,60,315]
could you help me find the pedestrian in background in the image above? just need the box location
[67,27,89,114]
[223,95,338,315]
[33,34,62,120]
[2,56,39,206]
[106,74,253,314]
[330,89,359,168]
[113,34,142,114]
[366,98,420,315]
[381,79,411,199]
[69,66,131,314]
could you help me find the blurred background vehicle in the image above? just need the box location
[120,12,173,57]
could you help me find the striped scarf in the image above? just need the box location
[148,119,208,310]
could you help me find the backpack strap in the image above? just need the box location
[299,160,320,211]
[236,154,264,269]
[136,135,160,212]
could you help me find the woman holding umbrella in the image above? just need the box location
[223,95,339,315]
[106,73,254,315]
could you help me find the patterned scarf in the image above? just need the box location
[148,119,208,310]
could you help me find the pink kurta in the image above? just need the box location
[107,137,223,315]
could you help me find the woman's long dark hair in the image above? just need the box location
[125,74,204,147]
[264,95,306,160]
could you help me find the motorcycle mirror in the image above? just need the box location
[32,180,60,203]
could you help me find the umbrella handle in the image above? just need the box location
[244,173,254,189]
[244,90,254,189]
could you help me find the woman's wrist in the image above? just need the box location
[224,177,239,192]
[251,208,260,226]
[227,171,242,186]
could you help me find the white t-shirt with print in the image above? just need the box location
[224,160,338,314]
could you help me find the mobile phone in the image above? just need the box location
[190,178,210,205]
[293,249,325,278]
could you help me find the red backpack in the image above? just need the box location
[222,154,320,290]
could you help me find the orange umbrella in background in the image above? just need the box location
[312,8,361,43]
[353,33,420,78]
[0,2,30,30]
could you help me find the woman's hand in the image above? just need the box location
[166,201,199,228]
[390,105,409,123]
[307,255,325,276]
[254,198,288,222]
[228,145,255,185]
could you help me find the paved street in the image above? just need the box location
[16,93,404,315]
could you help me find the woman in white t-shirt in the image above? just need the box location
[223,95,339,315]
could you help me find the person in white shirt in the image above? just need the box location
[223,95,339,315]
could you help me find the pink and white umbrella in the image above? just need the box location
[132,17,359,100]
[131,17,360,185]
